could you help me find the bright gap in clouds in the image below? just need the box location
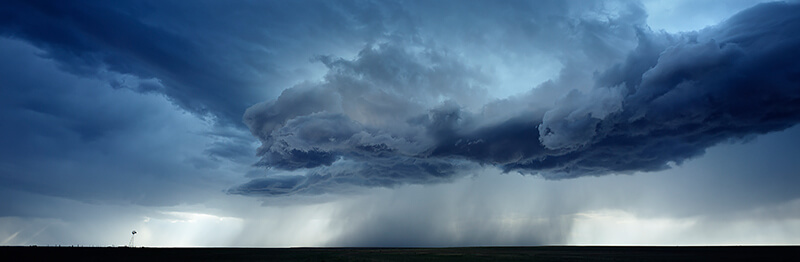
[642,0,774,32]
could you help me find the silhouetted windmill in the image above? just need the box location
[128,230,137,247]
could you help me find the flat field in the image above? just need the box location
[3,246,799,261]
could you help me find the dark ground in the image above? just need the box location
[3,246,799,261]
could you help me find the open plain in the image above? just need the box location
[4,246,800,261]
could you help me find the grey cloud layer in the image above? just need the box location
[235,2,800,196]
[0,0,391,125]
[0,38,231,206]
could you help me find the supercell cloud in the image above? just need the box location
[2,0,798,198]
[3,0,800,247]
[233,2,800,196]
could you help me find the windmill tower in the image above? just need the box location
[128,230,137,247]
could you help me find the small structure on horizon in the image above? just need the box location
[128,230,137,247]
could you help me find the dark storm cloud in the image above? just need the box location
[0,38,220,206]
[236,2,800,196]
[0,0,390,125]
[229,158,470,196]
[501,1,800,176]
[0,0,410,177]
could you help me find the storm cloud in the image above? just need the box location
[4,0,800,248]
[0,0,395,125]
[236,2,800,196]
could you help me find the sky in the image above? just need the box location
[2,0,800,247]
